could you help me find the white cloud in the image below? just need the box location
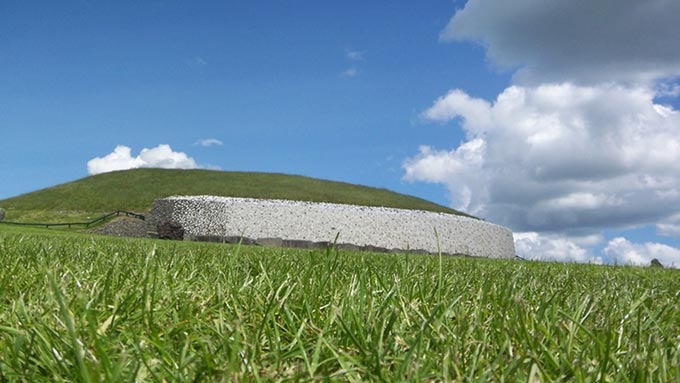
[345,49,363,61]
[657,83,680,98]
[342,68,359,78]
[514,232,603,264]
[403,83,680,233]
[195,138,223,147]
[403,139,486,213]
[656,213,680,237]
[440,0,680,85]
[342,48,363,77]
[188,56,207,66]
[604,237,680,268]
[87,144,198,175]
[405,1,680,265]
[657,224,680,237]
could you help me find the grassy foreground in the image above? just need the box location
[0,169,463,223]
[1,230,679,382]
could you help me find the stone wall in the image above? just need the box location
[149,196,516,259]
[90,217,149,238]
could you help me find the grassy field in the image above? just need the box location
[1,227,678,382]
[0,169,463,223]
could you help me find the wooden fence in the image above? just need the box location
[0,210,145,229]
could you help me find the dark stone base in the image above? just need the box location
[157,222,185,240]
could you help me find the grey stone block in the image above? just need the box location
[149,196,516,258]
[90,218,148,238]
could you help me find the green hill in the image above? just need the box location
[0,168,467,222]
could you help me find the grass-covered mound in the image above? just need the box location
[0,168,464,222]
[0,228,678,381]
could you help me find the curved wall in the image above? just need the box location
[150,196,516,259]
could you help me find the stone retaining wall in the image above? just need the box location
[90,217,148,238]
[149,196,516,259]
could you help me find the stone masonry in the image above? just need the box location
[149,196,516,259]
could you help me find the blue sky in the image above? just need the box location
[1,1,506,199]
[2,1,680,267]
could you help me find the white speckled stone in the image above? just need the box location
[149,196,516,259]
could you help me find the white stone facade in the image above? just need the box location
[150,195,516,259]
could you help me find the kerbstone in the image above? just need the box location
[148,195,516,259]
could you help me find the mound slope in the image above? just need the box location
[0,168,467,218]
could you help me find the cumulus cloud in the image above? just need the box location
[195,138,223,147]
[404,139,487,214]
[604,237,680,268]
[441,0,680,84]
[514,232,603,264]
[87,144,198,175]
[404,1,680,264]
[404,83,680,233]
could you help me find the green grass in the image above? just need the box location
[1,228,678,381]
[0,168,464,222]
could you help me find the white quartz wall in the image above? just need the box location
[150,196,516,259]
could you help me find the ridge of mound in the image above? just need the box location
[0,168,468,222]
